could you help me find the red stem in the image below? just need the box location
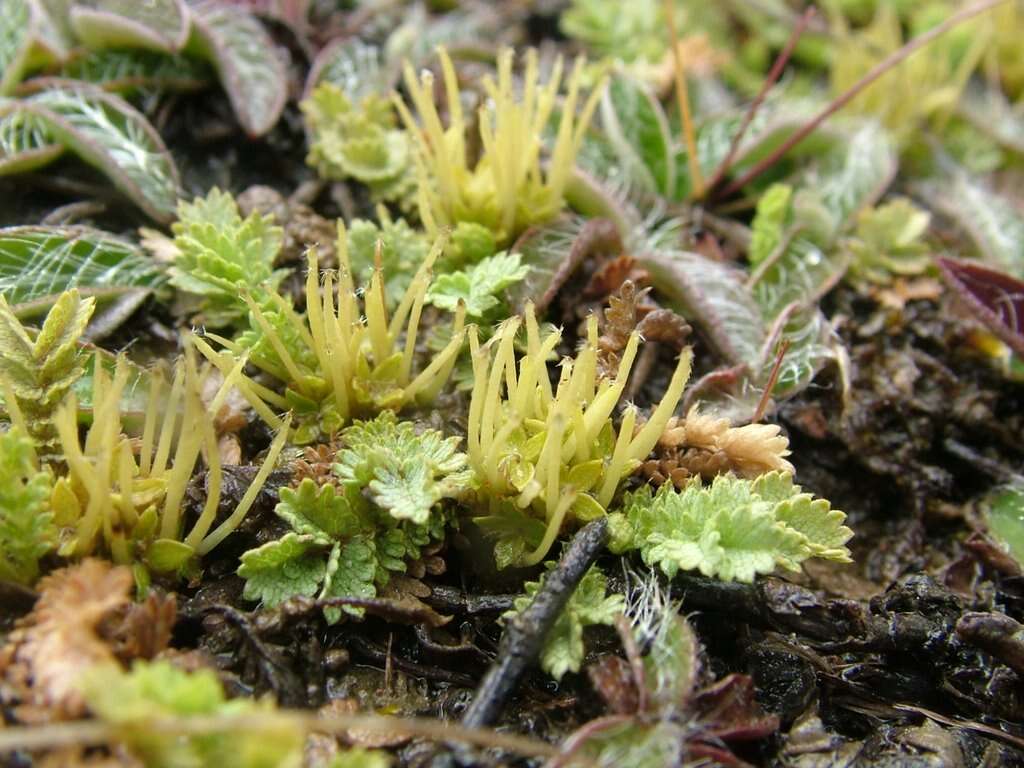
[717,0,1009,199]
[706,6,816,194]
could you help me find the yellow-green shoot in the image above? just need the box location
[194,223,466,443]
[51,349,288,573]
[469,305,692,566]
[394,47,603,246]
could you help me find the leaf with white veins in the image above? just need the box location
[70,0,190,54]
[2,82,181,222]
[188,2,287,138]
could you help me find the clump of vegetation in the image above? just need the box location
[395,47,602,245]
[468,307,692,567]
[0,427,56,585]
[52,350,289,574]
[303,84,414,208]
[169,188,286,326]
[239,411,469,622]
[609,472,852,582]
[9,0,1024,762]
[0,289,94,460]
[196,233,466,444]
[505,562,623,680]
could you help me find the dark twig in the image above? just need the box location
[347,635,478,688]
[716,0,1010,199]
[461,518,611,729]
[705,6,816,194]
[423,586,517,615]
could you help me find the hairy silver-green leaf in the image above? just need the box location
[1,0,34,95]
[750,236,848,320]
[2,81,181,222]
[808,121,897,230]
[305,37,386,102]
[0,109,63,174]
[1,0,70,95]
[188,2,287,138]
[70,0,190,53]
[916,173,1024,278]
[641,248,765,367]
[0,225,165,317]
[59,49,211,94]
[599,72,674,199]
[959,86,1024,155]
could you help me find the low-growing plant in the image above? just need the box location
[302,82,415,209]
[0,426,56,585]
[51,349,288,574]
[505,561,623,680]
[169,187,287,327]
[394,47,603,245]
[609,472,853,583]
[195,229,466,444]
[82,660,304,768]
[0,288,94,460]
[469,306,693,567]
[238,411,470,622]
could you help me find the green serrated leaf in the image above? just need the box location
[170,187,285,325]
[81,660,305,767]
[621,474,851,583]
[0,426,55,585]
[0,288,94,454]
[346,216,428,309]
[505,562,624,681]
[238,532,328,608]
[320,537,377,622]
[275,478,364,540]
[334,411,472,525]
[188,2,287,138]
[427,251,529,319]
[748,183,792,267]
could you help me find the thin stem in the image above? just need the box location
[0,712,559,761]
[752,339,790,424]
[706,6,815,193]
[717,0,1010,199]
[665,0,703,199]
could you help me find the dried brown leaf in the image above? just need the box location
[644,407,793,485]
[635,309,691,350]
[0,560,132,722]
[583,254,649,299]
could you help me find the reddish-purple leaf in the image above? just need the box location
[937,256,1024,357]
